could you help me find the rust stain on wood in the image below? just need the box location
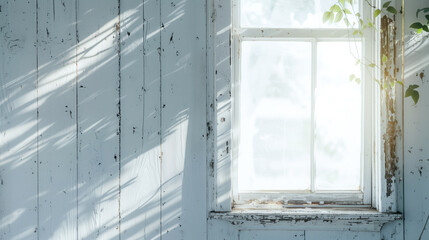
[381,16,400,197]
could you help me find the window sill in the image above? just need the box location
[209,208,402,231]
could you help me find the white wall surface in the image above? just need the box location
[0,0,428,239]
[1,0,206,239]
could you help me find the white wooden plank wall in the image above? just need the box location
[0,1,38,239]
[120,0,161,239]
[1,0,206,239]
[76,0,120,239]
[37,0,77,239]
[1,0,429,240]
[401,0,429,239]
[239,230,305,240]
[159,0,206,239]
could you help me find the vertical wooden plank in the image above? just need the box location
[37,0,78,238]
[213,0,233,211]
[239,230,304,240]
[0,1,38,239]
[160,0,207,239]
[208,219,238,240]
[206,0,216,213]
[403,1,429,240]
[120,0,162,239]
[305,231,379,240]
[76,0,120,239]
[379,1,404,239]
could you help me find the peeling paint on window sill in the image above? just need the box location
[209,208,402,231]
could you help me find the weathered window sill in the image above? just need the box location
[209,208,402,231]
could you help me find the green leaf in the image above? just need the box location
[344,8,352,14]
[382,54,388,63]
[353,30,359,35]
[334,11,343,23]
[407,84,420,90]
[369,63,376,68]
[383,82,388,90]
[411,91,419,104]
[330,4,341,12]
[396,80,404,86]
[387,6,397,14]
[344,18,350,26]
[339,0,345,6]
[374,9,382,18]
[417,28,423,34]
[390,81,395,88]
[349,74,355,81]
[355,59,361,65]
[423,25,429,32]
[405,85,420,104]
[410,22,423,29]
[355,78,361,84]
[383,1,391,8]
[355,12,361,17]
[330,12,335,22]
[368,21,374,28]
[323,11,332,23]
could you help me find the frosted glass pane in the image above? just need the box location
[238,41,311,191]
[240,0,358,28]
[315,42,362,190]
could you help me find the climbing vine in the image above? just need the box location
[323,0,429,104]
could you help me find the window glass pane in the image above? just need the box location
[315,41,361,190]
[238,41,311,191]
[240,0,358,28]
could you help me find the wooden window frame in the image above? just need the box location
[207,0,400,213]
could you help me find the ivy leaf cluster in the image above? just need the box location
[410,8,429,33]
[323,1,425,104]
[323,0,354,26]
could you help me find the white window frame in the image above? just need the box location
[232,0,372,208]
[207,0,401,213]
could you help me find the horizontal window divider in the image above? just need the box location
[235,28,360,39]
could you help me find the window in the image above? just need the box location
[231,0,374,207]
[209,0,399,214]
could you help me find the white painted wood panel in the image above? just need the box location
[403,1,429,240]
[305,231,379,240]
[76,0,120,239]
[381,221,403,240]
[160,0,207,239]
[239,230,304,240]
[213,0,233,212]
[0,1,38,239]
[208,219,238,240]
[2,0,429,239]
[37,0,78,239]
[120,0,162,239]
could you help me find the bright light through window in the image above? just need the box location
[240,0,359,28]
[235,0,368,199]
